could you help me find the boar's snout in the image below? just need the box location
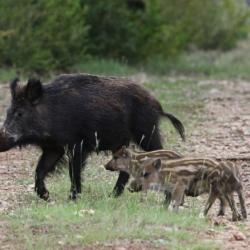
[0,128,15,152]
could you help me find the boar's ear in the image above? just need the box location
[10,78,19,99]
[153,159,161,170]
[25,78,43,103]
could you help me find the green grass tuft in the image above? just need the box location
[4,165,219,250]
[71,57,136,76]
[144,37,250,79]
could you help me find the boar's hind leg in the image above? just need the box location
[68,143,88,200]
[35,146,65,200]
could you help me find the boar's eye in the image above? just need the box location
[143,172,150,178]
[16,111,23,118]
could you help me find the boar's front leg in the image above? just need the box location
[112,171,130,197]
[68,143,88,200]
[35,146,65,200]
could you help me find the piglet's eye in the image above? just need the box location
[143,172,150,178]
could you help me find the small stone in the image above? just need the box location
[114,247,127,250]
[231,231,247,241]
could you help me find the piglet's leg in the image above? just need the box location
[140,182,149,202]
[237,188,247,220]
[203,185,217,216]
[171,183,186,212]
[224,193,241,221]
[217,197,227,216]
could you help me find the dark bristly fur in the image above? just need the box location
[0,74,185,200]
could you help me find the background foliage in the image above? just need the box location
[0,0,249,73]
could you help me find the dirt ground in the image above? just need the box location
[181,79,250,250]
[0,79,250,249]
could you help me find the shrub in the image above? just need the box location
[0,0,88,73]
[156,0,249,51]
[81,0,250,62]
[0,0,249,73]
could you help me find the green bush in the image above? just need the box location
[156,0,249,51]
[0,0,249,73]
[183,0,249,50]
[83,0,174,62]
[0,0,88,73]
[84,0,249,63]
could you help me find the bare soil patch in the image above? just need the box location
[180,79,250,250]
[0,80,250,249]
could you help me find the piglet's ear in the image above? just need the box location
[10,78,19,99]
[121,145,127,156]
[25,78,43,103]
[153,159,161,170]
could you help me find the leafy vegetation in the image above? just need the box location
[0,0,249,73]
[144,37,250,79]
[0,0,87,73]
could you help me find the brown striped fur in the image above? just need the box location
[139,157,247,221]
[104,146,182,174]
[104,146,182,192]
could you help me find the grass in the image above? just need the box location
[2,164,220,250]
[0,58,135,84]
[0,76,222,249]
[1,36,250,83]
[71,57,136,76]
[144,37,250,79]
[71,37,250,80]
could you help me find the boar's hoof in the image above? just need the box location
[217,211,225,217]
[69,191,78,201]
[242,211,247,220]
[35,186,50,201]
[108,190,123,198]
[39,191,50,201]
[232,213,242,222]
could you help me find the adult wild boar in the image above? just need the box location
[0,74,185,200]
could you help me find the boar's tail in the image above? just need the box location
[162,112,185,141]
